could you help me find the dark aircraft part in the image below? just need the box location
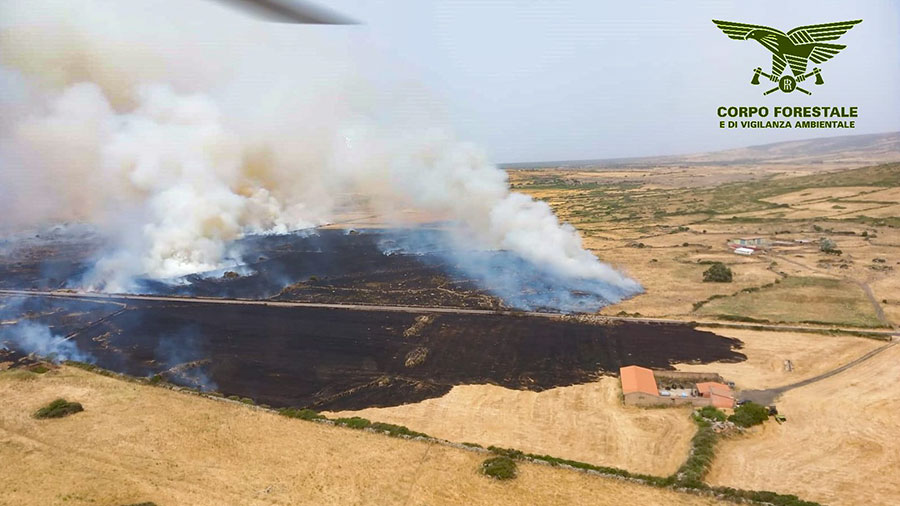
[214,0,358,24]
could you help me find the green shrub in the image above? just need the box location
[278,408,325,421]
[487,446,525,460]
[480,456,517,480]
[30,365,50,374]
[702,262,733,282]
[697,406,726,422]
[369,422,428,438]
[716,314,770,323]
[728,402,769,428]
[334,416,371,429]
[34,398,83,419]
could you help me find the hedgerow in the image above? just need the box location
[62,360,820,505]
[278,408,325,421]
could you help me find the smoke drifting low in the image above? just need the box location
[0,320,92,363]
[0,0,640,309]
[378,229,635,312]
[0,297,94,362]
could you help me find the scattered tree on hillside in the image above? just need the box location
[702,262,733,283]
[819,238,842,255]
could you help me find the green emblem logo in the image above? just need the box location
[713,19,862,95]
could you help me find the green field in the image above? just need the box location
[695,276,883,328]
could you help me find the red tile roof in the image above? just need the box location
[620,365,658,396]
[697,382,735,408]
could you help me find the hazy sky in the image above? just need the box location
[323,0,900,162]
[3,0,898,164]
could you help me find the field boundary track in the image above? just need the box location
[739,340,897,405]
[1,289,896,339]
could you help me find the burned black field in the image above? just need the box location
[1,229,747,411]
[0,229,500,308]
[0,228,634,311]
[46,299,743,410]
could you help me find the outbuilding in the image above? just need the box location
[696,381,735,409]
[620,365,660,406]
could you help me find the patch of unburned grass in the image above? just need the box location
[1,369,40,381]
[697,276,882,328]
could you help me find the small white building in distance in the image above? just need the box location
[734,247,755,256]
[732,237,766,247]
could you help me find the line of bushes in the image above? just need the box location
[694,322,893,341]
[486,445,673,486]
[63,361,820,504]
[485,414,820,506]
[691,281,780,311]
[674,410,818,505]
[674,415,717,487]
[278,408,325,421]
[705,314,892,330]
[715,314,773,324]
[279,410,432,440]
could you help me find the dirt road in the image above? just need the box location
[739,341,897,405]
[1,288,896,339]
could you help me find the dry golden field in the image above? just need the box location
[3,141,899,506]
[0,366,721,506]
[674,327,883,390]
[706,343,900,506]
[510,161,900,329]
[503,157,900,505]
[322,158,900,502]
[327,377,695,476]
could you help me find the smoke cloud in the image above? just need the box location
[0,320,93,363]
[0,0,640,306]
[0,294,94,362]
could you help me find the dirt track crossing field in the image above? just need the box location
[707,344,900,506]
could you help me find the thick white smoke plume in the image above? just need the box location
[0,0,639,298]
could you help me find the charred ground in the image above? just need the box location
[0,229,503,308]
[2,229,747,411]
[47,299,744,410]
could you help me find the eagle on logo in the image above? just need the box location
[712,19,862,95]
